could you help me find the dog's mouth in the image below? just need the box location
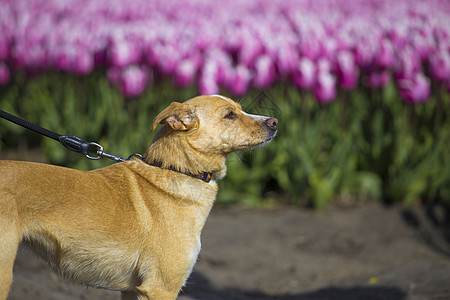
[242,131,277,150]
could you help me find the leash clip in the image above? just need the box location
[86,142,103,160]
[88,142,127,162]
[59,135,126,162]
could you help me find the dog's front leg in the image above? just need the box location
[0,194,21,300]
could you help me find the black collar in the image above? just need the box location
[149,161,213,183]
[127,154,213,183]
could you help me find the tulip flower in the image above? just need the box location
[108,38,141,68]
[73,50,94,75]
[252,54,275,89]
[374,39,394,69]
[0,62,10,85]
[429,48,450,82]
[199,60,220,95]
[174,59,197,87]
[364,71,390,88]
[336,51,359,90]
[292,58,316,90]
[227,65,251,97]
[118,65,151,98]
[398,73,430,103]
[0,0,449,101]
[313,71,337,103]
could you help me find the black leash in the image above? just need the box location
[0,109,127,162]
[0,109,213,182]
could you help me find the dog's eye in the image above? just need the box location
[224,111,236,119]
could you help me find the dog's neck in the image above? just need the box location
[143,126,227,180]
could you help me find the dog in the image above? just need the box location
[0,95,278,300]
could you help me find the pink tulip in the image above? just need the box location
[2,0,450,100]
[355,41,375,69]
[292,57,316,90]
[252,54,275,89]
[0,39,9,61]
[393,49,422,81]
[0,62,10,85]
[300,35,322,61]
[157,44,180,76]
[313,71,336,103]
[398,73,430,103]
[119,65,151,98]
[276,44,298,76]
[54,49,73,72]
[108,39,141,68]
[238,33,262,67]
[374,39,394,69]
[227,65,251,97]
[199,60,220,95]
[364,71,390,88]
[72,50,93,75]
[336,51,359,90]
[429,49,450,82]
[174,59,197,87]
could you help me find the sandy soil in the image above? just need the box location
[7,202,450,300]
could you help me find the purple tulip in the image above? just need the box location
[393,49,422,81]
[0,62,10,85]
[313,71,336,103]
[276,44,299,76]
[205,49,233,87]
[1,0,450,100]
[54,48,73,72]
[354,39,375,69]
[227,65,251,97]
[199,60,220,95]
[238,32,262,67]
[336,51,359,90]
[72,50,93,75]
[118,65,151,98]
[174,59,197,87]
[364,71,390,88]
[398,73,430,103]
[252,54,275,89]
[108,39,141,68]
[0,39,9,61]
[410,29,435,61]
[300,34,322,61]
[292,57,316,90]
[429,48,450,82]
[316,58,332,73]
[433,26,449,48]
[374,39,394,69]
[157,44,181,76]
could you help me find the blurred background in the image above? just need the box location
[1,0,449,208]
[2,0,450,299]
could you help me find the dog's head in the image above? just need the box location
[147,95,277,179]
[152,95,277,153]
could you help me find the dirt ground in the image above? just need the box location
[7,203,450,300]
[3,151,450,300]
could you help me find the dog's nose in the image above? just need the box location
[265,118,278,130]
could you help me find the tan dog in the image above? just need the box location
[0,95,278,300]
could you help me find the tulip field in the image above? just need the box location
[0,0,449,207]
[1,0,450,99]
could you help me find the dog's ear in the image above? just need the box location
[151,102,198,132]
